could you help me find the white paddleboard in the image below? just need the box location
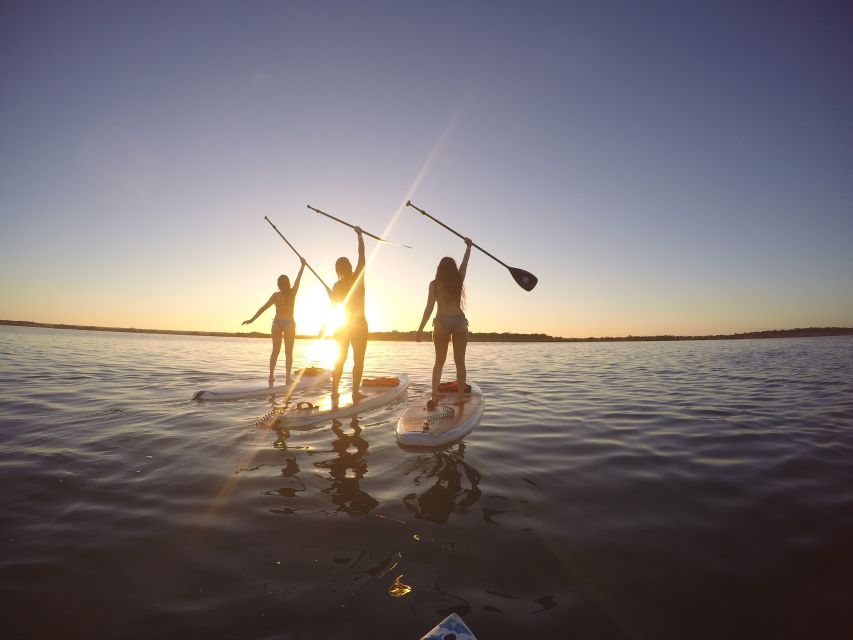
[420,613,477,640]
[396,382,484,447]
[193,368,329,401]
[276,373,410,428]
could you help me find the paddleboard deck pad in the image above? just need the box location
[275,373,409,428]
[420,613,477,640]
[193,367,329,401]
[397,381,484,447]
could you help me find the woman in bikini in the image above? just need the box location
[416,237,473,408]
[243,258,306,385]
[323,227,368,402]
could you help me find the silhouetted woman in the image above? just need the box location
[416,237,472,408]
[243,258,306,385]
[324,227,367,401]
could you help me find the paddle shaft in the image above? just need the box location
[406,201,510,270]
[263,216,330,290]
[306,205,384,243]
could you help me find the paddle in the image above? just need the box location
[306,204,412,248]
[263,216,331,290]
[406,200,538,291]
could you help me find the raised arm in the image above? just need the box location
[354,226,365,276]
[243,294,276,325]
[458,237,473,282]
[415,281,437,342]
[292,259,306,295]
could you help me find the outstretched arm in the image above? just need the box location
[243,294,275,325]
[415,281,437,342]
[292,259,306,295]
[458,237,473,282]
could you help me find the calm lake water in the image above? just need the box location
[1,326,852,639]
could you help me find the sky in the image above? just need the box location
[1,0,851,338]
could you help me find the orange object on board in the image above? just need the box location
[438,381,472,393]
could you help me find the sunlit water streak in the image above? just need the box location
[1,327,852,639]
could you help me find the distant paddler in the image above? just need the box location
[243,258,306,385]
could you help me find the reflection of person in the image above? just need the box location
[323,227,367,402]
[416,237,473,408]
[403,446,481,525]
[243,258,306,385]
[316,418,378,516]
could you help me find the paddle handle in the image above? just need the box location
[405,200,510,269]
[264,216,330,290]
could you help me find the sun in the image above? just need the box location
[294,286,337,336]
[303,336,340,370]
[293,289,345,369]
[322,304,346,337]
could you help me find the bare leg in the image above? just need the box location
[283,324,296,382]
[451,328,468,405]
[351,320,368,401]
[332,328,350,400]
[269,330,283,385]
[431,325,450,406]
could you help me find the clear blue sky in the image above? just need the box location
[1,0,851,337]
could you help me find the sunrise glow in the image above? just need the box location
[1,2,850,339]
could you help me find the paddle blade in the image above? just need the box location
[509,266,538,291]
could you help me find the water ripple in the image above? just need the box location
[1,327,852,638]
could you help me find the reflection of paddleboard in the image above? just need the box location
[193,368,329,401]
[396,381,484,447]
[276,374,409,428]
[420,613,477,640]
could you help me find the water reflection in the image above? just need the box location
[403,444,482,524]
[271,424,293,451]
[264,426,306,514]
[315,418,379,515]
[271,426,302,477]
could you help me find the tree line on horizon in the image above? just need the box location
[2,320,852,342]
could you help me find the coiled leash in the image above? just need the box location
[423,405,455,431]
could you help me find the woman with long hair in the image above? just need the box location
[416,237,473,408]
[243,258,306,385]
[324,227,368,402]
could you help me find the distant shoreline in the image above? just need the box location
[2,319,851,343]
